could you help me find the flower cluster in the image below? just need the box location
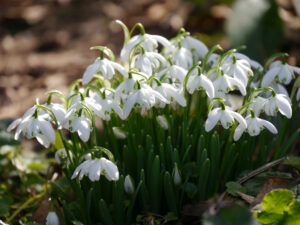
[7,21,299,184]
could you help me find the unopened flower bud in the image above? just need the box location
[124,175,135,195]
[173,163,181,186]
[112,127,127,139]
[156,115,168,130]
[46,211,59,225]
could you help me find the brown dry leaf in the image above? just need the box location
[251,176,293,207]
[31,198,51,224]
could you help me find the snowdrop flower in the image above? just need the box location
[91,92,123,120]
[55,148,72,167]
[187,69,215,98]
[222,57,253,86]
[248,96,268,116]
[121,34,173,62]
[123,83,169,119]
[234,115,278,141]
[46,103,67,127]
[11,113,55,148]
[69,115,92,142]
[124,175,135,195]
[156,115,169,130]
[72,157,119,182]
[82,57,128,84]
[131,52,167,75]
[7,105,38,133]
[155,83,186,107]
[46,211,59,225]
[213,70,246,97]
[115,76,139,101]
[172,47,193,69]
[234,53,263,71]
[264,94,292,118]
[181,35,208,60]
[261,60,300,86]
[157,65,187,83]
[205,107,246,132]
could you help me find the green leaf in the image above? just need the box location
[0,196,13,216]
[286,200,300,225]
[226,182,247,197]
[284,156,300,169]
[253,189,300,225]
[261,189,293,214]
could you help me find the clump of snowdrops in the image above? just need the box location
[7,21,300,225]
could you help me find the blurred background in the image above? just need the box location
[0,0,300,120]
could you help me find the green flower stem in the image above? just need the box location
[7,184,49,223]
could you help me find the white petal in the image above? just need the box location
[36,134,51,148]
[233,123,246,141]
[205,108,221,132]
[38,119,56,143]
[110,61,128,78]
[276,95,292,118]
[261,67,279,87]
[7,118,22,132]
[100,158,119,181]
[200,75,215,99]
[231,111,247,128]
[258,118,278,134]
[82,61,99,85]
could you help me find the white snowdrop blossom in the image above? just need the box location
[121,34,173,62]
[82,57,128,84]
[124,175,135,195]
[205,107,246,132]
[172,47,193,69]
[115,76,140,102]
[46,103,67,126]
[213,70,246,97]
[222,58,253,86]
[9,112,55,148]
[181,35,208,60]
[69,116,92,142]
[156,115,169,130]
[46,211,59,225]
[132,52,167,75]
[157,65,187,83]
[264,94,292,118]
[55,148,72,167]
[123,83,169,119]
[248,96,268,116]
[234,115,278,141]
[91,92,123,120]
[234,53,263,71]
[155,83,186,107]
[261,60,300,87]
[187,71,215,98]
[71,157,119,182]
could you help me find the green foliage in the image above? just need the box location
[254,189,300,225]
[203,204,260,225]
[226,182,247,197]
